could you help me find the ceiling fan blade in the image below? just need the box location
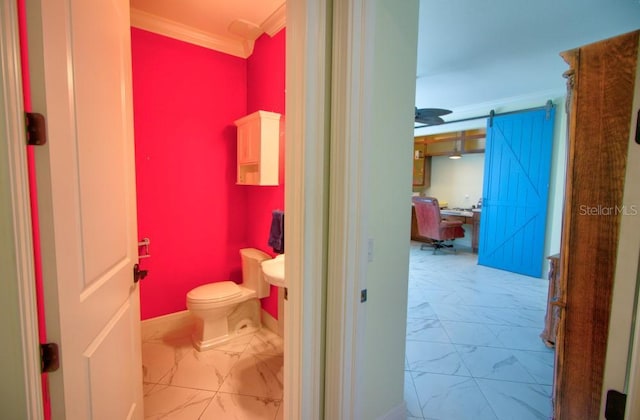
[415,115,445,125]
[415,107,452,125]
[415,107,452,118]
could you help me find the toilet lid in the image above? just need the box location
[187,281,242,303]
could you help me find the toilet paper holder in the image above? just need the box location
[138,237,151,259]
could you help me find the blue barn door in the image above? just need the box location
[478,106,555,277]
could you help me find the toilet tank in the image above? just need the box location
[239,248,272,299]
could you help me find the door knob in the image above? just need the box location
[133,264,148,283]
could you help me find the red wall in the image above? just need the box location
[132,28,286,320]
[18,0,51,417]
[245,30,287,317]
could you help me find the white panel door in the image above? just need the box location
[27,0,143,418]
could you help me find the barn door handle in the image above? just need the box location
[133,264,148,283]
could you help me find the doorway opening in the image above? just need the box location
[405,109,560,419]
[403,242,554,419]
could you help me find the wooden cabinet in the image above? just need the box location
[234,110,281,185]
[416,128,486,157]
[553,30,639,419]
[471,210,480,253]
[412,142,431,187]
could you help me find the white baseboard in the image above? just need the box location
[143,307,284,342]
[141,310,194,341]
[261,308,278,334]
[377,401,407,420]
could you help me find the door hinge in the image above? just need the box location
[25,112,47,146]
[605,389,626,420]
[40,342,59,373]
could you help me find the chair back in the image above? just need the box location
[412,196,443,239]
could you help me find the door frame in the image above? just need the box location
[285,0,374,417]
[324,0,373,418]
[283,0,331,418]
[1,0,337,417]
[0,0,44,417]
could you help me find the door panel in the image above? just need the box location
[28,0,143,417]
[73,0,130,281]
[478,108,555,277]
[85,302,137,420]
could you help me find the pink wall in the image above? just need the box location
[244,30,287,317]
[18,0,50,417]
[132,28,248,319]
[132,28,286,320]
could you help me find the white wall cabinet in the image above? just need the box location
[234,110,281,185]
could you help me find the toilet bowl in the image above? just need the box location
[187,248,271,351]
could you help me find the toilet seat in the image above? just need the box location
[187,281,242,304]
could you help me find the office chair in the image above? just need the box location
[412,196,465,254]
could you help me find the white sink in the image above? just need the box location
[261,254,286,288]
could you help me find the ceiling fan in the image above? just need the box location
[415,107,452,126]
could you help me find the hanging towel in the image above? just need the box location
[268,210,285,254]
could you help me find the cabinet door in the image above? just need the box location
[412,144,427,186]
[237,124,260,164]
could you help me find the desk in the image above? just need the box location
[440,209,481,253]
[411,207,481,253]
[440,208,474,221]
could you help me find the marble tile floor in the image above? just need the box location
[142,327,284,420]
[141,241,552,420]
[405,241,555,420]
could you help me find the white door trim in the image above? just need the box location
[284,1,331,418]
[0,0,44,417]
[324,0,374,418]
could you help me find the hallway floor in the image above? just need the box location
[405,241,554,420]
[142,327,284,419]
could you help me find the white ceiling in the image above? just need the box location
[130,0,640,118]
[416,0,640,116]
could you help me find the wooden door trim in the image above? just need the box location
[556,30,639,419]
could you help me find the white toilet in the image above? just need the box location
[186,248,271,351]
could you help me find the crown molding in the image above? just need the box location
[130,8,251,58]
[261,3,286,37]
